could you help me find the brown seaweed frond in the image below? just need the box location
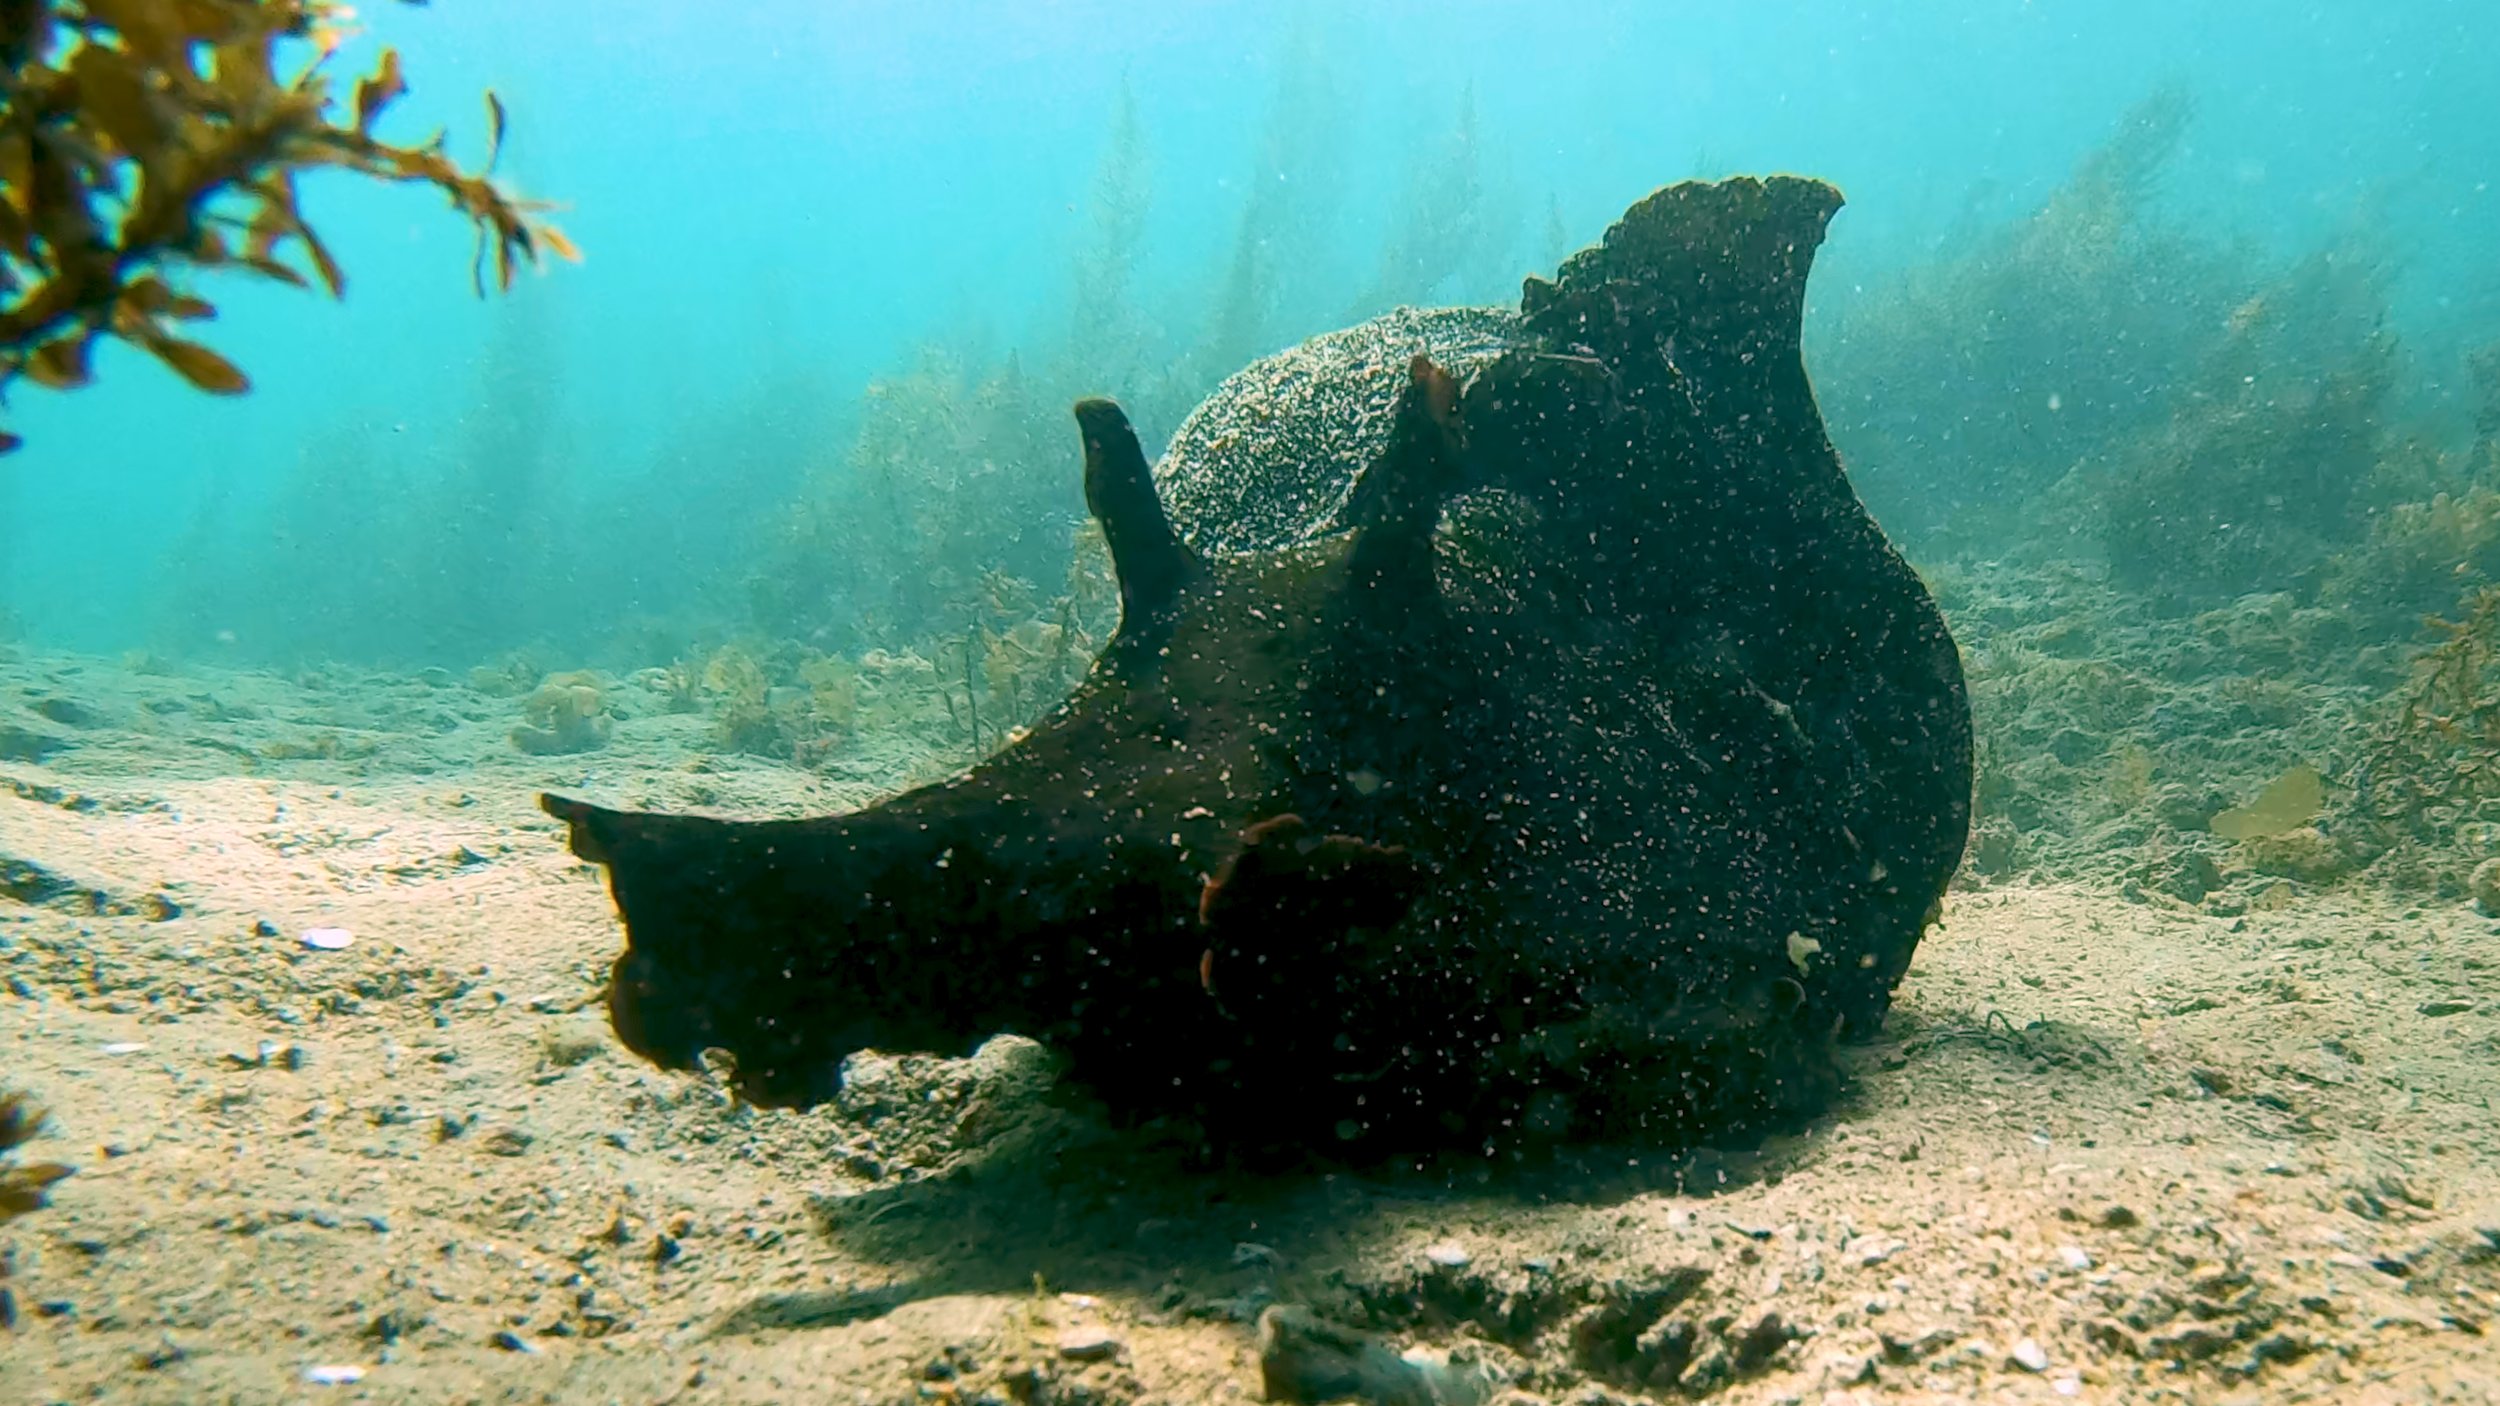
[2355,586,2500,836]
[0,0,575,451]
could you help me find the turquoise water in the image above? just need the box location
[4,0,2494,661]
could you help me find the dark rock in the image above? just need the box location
[0,855,86,908]
[1731,1311,1796,1373]
[1966,820,2019,877]
[33,698,102,729]
[2047,726,2104,765]
[1568,1267,1712,1386]
[1055,1327,1122,1362]
[1880,1326,1960,1364]
[482,1127,533,1157]
[2152,784,2223,833]
[2161,851,2224,903]
[0,723,71,763]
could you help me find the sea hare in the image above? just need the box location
[544,176,1972,1158]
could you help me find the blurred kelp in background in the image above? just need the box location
[1812,88,2254,555]
[2082,226,2403,603]
[1193,22,1356,389]
[1346,83,1520,321]
[749,347,1073,654]
[2352,585,2500,851]
[152,286,571,666]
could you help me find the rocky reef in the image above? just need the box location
[543,176,1972,1160]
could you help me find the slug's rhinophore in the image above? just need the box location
[543,177,1973,1159]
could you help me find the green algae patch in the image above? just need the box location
[2210,764,2325,841]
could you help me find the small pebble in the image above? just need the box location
[1423,1241,1471,1270]
[2056,1245,2093,1271]
[2010,1337,2051,1372]
[541,1020,608,1069]
[491,1330,538,1354]
[1055,1327,1122,1362]
[301,927,354,951]
[303,1365,368,1386]
[100,1041,146,1055]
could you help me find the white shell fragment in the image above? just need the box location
[301,927,355,951]
[1423,1241,1472,1270]
[2011,1337,2051,1372]
[303,1364,368,1385]
[1785,930,1822,975]
[100,1041,146,1055]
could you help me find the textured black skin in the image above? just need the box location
[544,176,1972,1162]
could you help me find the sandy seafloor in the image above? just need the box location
[3,645,2498,1406]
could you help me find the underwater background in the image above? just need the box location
[10,4,2500,1403]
